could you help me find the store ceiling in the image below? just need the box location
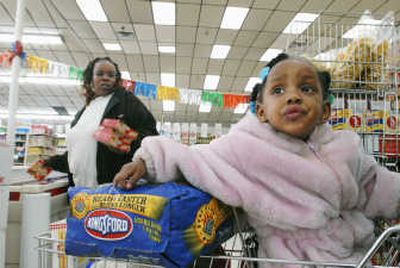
[0,0,399,125]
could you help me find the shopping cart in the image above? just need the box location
[36,222,400,268]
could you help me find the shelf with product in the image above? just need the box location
[24,124,55,167]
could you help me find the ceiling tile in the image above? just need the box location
[203,0,228,4]
[121,40,141,54]
[199,5,224,27]
[82,39,104,54]
[146,73,160,85]
[0,3,15,24]
[252,0,280,9]
[222,59,241,76]
[26,0,56,27]
[48,0,85,20]
[227,0,252,7]
[101,0,130,23]
[190,74,205,90]
[160,55,176,73]
[264,11,295,33]
[176,74,190,88]
[301,0,333,13]
[176,57,193,74]
[242,9,271,31]
[91,22,116,40]
[134,24,156,42]
[215,29,238,44]
[126,0,153,24]
[155,26,175,43]
[176,26,197,43]
[71,52,91,68]
[231,77,248,92]
[126,55,144,73]
[112,23,135,40]
[70,21,97,39]
[236,61,256,77]
[176,43,195,57]
[374,0,400,16]
[194,44,212,58]
[228,46,248,60]
[244,48,264,61]
[136,39,156,56]
[253,61,266,76]
[207,59,224,74]
[196,27,218,44]
[143,55,160,73]
[177,4,201,26]
[234,31,258,47]
[325,0,359,14]
[53,52,75,66]
[217,76,233,92]
[191,58,208,74]
[277,0,307,12]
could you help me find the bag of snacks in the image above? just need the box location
[27,159,52,180]
[93,119,138,153]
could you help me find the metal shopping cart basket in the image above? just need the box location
[36,220,400,268]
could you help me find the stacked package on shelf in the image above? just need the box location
[330,38,389,90]
[93,119,138,153]
[27,159,52,181]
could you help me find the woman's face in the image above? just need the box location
[92,60,117,96]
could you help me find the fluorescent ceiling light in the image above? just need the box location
[260,48,283,62]
[161,73,175,87]
[0,33,63,45]
[210,45,231,59]
[234,103,249,114]
[121,71,131,80]
[245,77,262,92]
[0,112,74,122]
[0,26,59,35]
[283,13,319,34]
[199,101,212,113]
[76,0,108,22]
[158,46,175,53]
[203,75,220,90]
[163,100,175,112]
[0,76,81,86]
[152,1,175,26]
[220,7,249,30]
[103,43,122,51]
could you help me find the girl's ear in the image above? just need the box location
[256,102,268,122]
[320,102,331,124]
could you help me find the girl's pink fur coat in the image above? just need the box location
[134,113,400,266]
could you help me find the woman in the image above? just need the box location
[44,57,158,187]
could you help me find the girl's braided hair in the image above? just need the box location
[251,53,331,108]
[82,57,122,105]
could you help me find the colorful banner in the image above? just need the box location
[134,81,157,100]
[223,94,250,109]
[201,91,223,107]
[157,85,179,101]
[180,89,202,105]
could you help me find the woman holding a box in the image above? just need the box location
[39,57,158,187]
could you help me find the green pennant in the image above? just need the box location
[201,91,223,107]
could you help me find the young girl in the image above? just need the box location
[113,53,400,266]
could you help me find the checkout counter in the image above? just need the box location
[1,169,69,268]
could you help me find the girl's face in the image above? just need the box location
[92,60,117,96]
[256,59,330,140]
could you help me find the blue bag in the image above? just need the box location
[65,182,233,267]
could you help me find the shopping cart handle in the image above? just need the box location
[356,224,400,268]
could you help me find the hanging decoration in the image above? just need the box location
[180,89,202,105]
[134,81,157,100]
[157,85,179,101]
[201,91,223,107]
[223,94,250,108]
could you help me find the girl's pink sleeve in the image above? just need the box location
[133,136,244,207]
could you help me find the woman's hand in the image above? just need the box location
[113,159,147,189]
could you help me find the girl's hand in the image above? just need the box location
[113,159,147,189]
